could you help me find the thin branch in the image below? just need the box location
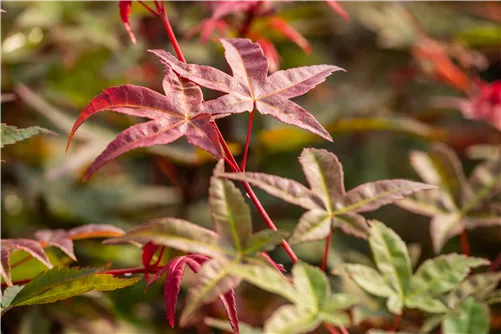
[321,230,333,271]
[460,229,471,257]
[240,108,255,171]
[138,1,160,17]
[157,1,186,62]
[392,313,402,332]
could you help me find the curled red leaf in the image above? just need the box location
[119,1,136,44]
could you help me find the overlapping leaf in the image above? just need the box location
[104,161,287,328]
[1,224,124,287]
[220,148,435,244]
[397,143,501,252]
[1,123,56,148]
[5,267,139,309]
[443,297,489,334]
[150,38,344,141]
[1,239,52,287]
[344,221,489,315]
[230,262,355,334]
[66,65,222,181]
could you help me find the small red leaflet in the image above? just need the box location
[146,254,239,333]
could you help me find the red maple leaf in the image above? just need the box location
[66,65,222,181]
[151,38,344,141]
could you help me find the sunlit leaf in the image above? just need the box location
[180,258,240,326]
[264,305,321,334]
[292,262,330,310]
[9,267,140,307]
[151,38,344,140]
[343,264,394,298]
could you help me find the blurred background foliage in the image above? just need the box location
[1,1,500,333]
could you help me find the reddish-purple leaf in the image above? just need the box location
[35,229,76,261]
[150,38,344,141]
[142,241,159,281]
[66,67,222,181]
[145,254,238,332]
[119,1,136,44]
[257,38,281,73]
[268,17,312,54]
[67,224,125,240]
[219,289,239,334]
[1,239,53,286]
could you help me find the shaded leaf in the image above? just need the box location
[9,267,140,307]
[67,224,125,240]
[369,222,412,299]
[292,263,330,310]
[409,144,469,209]
[1,285,24,308]
[218,172,321,210]
[151,38,344,140]
[205,317,262,334]
[103,218,230,258]
[343,264,394,298]
[447,272,501,308]
[230,264,297,302]
[264,305,321,334]
[243,229,289,255]
[404,295,448,313]
[1,239,53,286]
[210,166,252,253]
[429,213,463,253]
[180,258,240,326]
[1,123,56,148]
[443,297,489,334]
[289,209,331,245]
[408,254,489,297]
[35,229,75,261]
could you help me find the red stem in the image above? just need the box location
[460,229,471,257]
[392,314,402,332]
[215,127,298,263]
[138,1,160,17]
[152,2,298,264]
[324,323,340,334]
[489,252,501,271]
[321,230,332,271]
[240,108,254,171]
[156,1,186,63]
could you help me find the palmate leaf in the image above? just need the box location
[344,222,490,315]
[35,229,76,261]
[1,239,53,287]
[397,144,501,253]
[66,65,222,181]
[151,38,344,141]
[232,263,355,334]
[7,267,140,308]
[443,297,489,334]
[220,148,435,244]
[210,161,252,253]
[1,123,56,148]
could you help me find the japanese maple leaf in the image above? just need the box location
[397,144,501,253]
[146,254,239,332]
[219,148,436,244]
[66,65,222,181]
[150,38,344,141]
